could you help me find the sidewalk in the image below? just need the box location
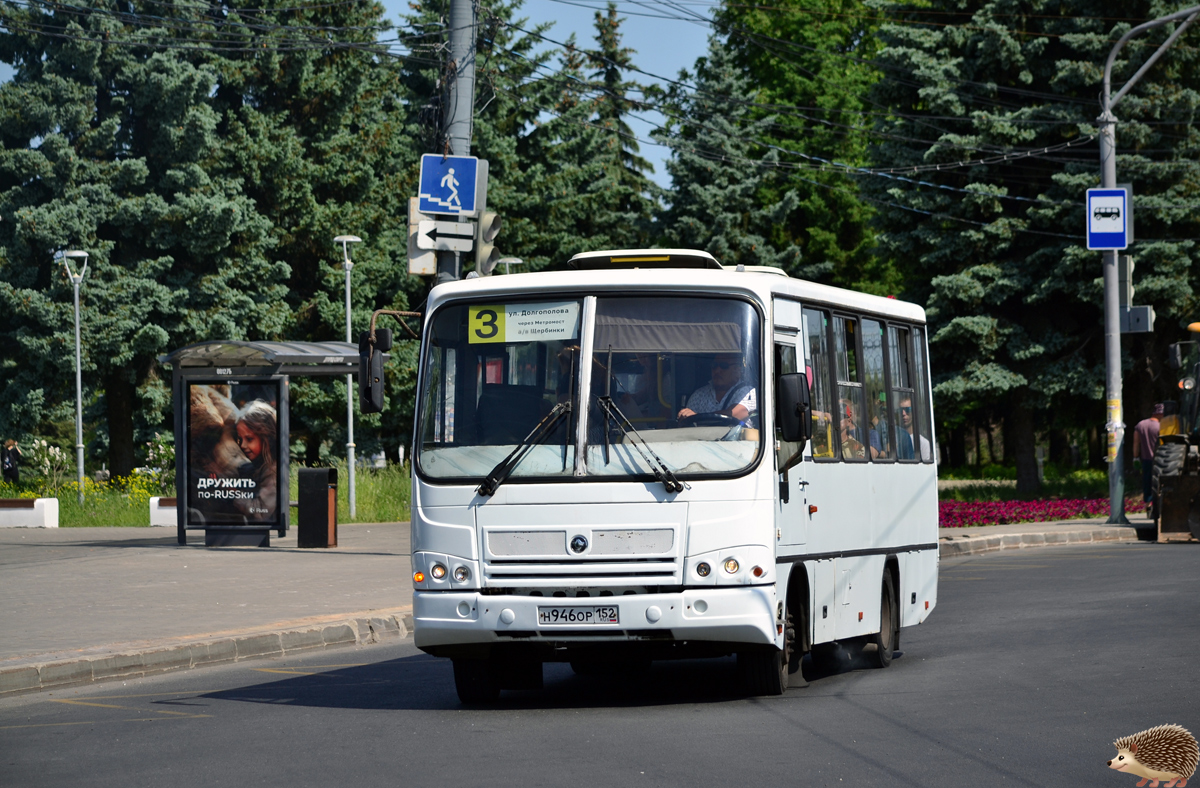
[0,515,1157,697]
[0,523,412,696]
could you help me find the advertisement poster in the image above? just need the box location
[186,382,280,525]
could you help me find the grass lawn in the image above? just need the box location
[1,463,412,527]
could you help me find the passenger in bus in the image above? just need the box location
[898,396,931,461]
[677,353,757,423]
[868,392,892,460]
[839,398,867,459]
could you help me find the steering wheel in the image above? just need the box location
[678,412,742,428]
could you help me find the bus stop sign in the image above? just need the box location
[418,154,479,217]
[1087,188,1129,250]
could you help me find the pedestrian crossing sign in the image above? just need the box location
[418,154,479,216]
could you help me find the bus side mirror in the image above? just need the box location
[776,372,811,445]
[358,328,392,413]
[1168,343,1184,371]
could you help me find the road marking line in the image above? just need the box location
[253,668,317,676]
[50,699,131,710]
[125,715,212,722]
[0,721,95,730]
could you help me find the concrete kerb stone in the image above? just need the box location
[0,607,413,698]
[940,527,1141,558]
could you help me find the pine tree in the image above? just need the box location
[712,0,891,292]
[0,3,286,474]
[654,35,810,273]
[868,0,1200,489]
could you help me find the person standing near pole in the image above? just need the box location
[2,439,21,486]
[1132,403,1163,504]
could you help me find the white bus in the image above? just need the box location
[402,249,938,701]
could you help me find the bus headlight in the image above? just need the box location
[453,566,470,582]
[430,564,447,580]
[696,562,711,577]
[724,558,739,574]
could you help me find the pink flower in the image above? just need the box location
[939,497,1147,528]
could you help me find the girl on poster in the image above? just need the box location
[234,400,278,522]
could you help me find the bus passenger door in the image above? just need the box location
[774,332,807,548]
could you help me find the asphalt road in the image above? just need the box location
[2,542,1197,787]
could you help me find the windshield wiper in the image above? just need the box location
[595,396,690,494]
[476,401,572,497]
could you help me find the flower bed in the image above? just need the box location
[939,497,1149,528]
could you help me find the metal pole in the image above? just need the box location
[1098,114,1126,523]
[1097,6,1199,523]
[73,277,84,505]
[345,261,355,520]
[436,0,477,284]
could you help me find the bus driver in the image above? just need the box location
[677,353,757,423]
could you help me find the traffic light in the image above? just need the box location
[358,328,392,413]
[475,211,501,275]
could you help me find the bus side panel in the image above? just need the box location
[834,554,885,640]
[905,548,938,625]
[811,559,837,644]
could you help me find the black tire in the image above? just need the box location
[867,568,898,669]
[1152,443,1187,519]
[738,646,787,696]
[453,658,500,704]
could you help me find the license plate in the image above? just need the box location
[537,605,619,625]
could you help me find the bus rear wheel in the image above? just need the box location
[867,568,898,669]
[453,658,500,704]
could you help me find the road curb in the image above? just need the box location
[939,526,1152,558]
[0,608,414,698]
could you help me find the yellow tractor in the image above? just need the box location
[1153,322,1200,542]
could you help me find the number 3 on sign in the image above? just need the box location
[468,305,505,343]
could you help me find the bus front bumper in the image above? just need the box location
[412,586,778,652]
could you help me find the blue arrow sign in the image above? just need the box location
[1086,188,1128,250]
[418,154,479,216]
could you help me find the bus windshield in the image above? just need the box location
[416,295,763,483]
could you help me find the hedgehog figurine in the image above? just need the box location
[1108,724,1199,787]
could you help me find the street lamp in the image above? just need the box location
[497,256,525,276]
[61,250,89,505]
[334,235,362,519]
[1097,5,1200,523]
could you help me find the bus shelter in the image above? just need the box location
[158,340,364,547]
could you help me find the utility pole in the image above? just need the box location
[1098,6,1200,524]
[437,0,478,284]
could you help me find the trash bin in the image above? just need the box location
[298,468,338,548]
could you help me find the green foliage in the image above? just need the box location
[709,0,893,290]
[868,0,1200,480]
[655,36,810,273]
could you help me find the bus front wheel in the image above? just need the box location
[453,658,501,704]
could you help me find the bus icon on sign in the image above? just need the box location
[1093,206,1121,221]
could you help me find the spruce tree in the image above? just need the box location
[868,0,1200,489]
[654,35,809,273]
[712,0,891,291]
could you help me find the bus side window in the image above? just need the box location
[862,319,891,460]
[801,308,835,459]
[834,315,867,461]
[913,327,934,462]
[775,342,804,472]
[888,325,917,461]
